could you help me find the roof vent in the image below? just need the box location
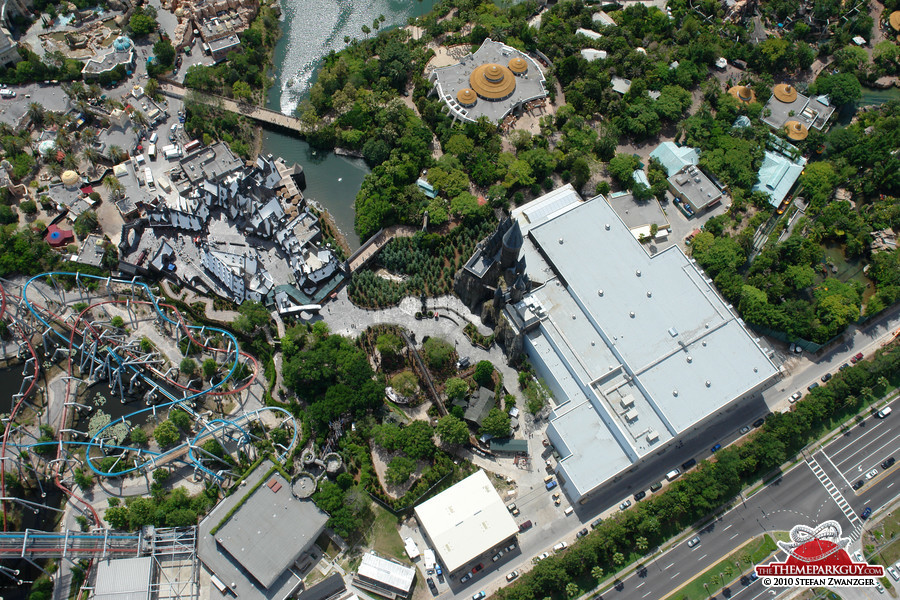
[686,356,692,363]
[673,390,678,397]
[559,238,564,244]
[754,367,758,373]
[598,289,604,296]
[647,291,652,298]
[702,341,707,347]
[636,270,642,277]
[629,311,635,318]
[572,314,577,320]
[705,380,711,387]
[605,223,611,230]
[668,327,678,337]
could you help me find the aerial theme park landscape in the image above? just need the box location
[0,0,899,598]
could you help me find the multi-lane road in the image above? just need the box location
[604,395,900,600]
[448,306,900,600]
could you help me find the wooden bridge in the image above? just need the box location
[158,80,307,134]
[346,225,418,273]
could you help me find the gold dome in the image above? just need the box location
[469,63,516,100]
[61,170,80,187]
[457,88,477,107]
[728,85,756,104]
[773,83,798,103]
[508,57,528,75]
[784,120,809,141]
[890,11,900,31]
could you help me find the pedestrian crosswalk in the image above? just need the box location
[806,456,863,540]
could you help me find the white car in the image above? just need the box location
[506,570,519,582]
[853,550,864,563]
[876,582,885,594]
[790,392,802,403]
[553,542,568,552]
[866,468,879,480]
[687,536,700,548]
[887,566,900,581]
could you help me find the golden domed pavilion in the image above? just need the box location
[773,83,798,103]
[457,88,477,108]
[469,63,517,100]
[428,38,548,125]
[784,120,809,141]
[61,170,80,188]
[728,85,756,104]
[890,11,900,31]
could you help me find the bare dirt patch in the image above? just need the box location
[370,444,430,500]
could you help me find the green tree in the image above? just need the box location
[129,428,148,445]
[73,467,93,490]
[480,408,511,438]
[423,337,454,372]
[153,38,176,68]
[169,409,191,431]
[110,316,125,328]
[179,358,197,376]
[390,370,419,397]
[73,210,98,238]
[591,566,604,582]
[202,358,218,380]
[566,583,580,599]
[232,80,253,100]
[385,455,417,485]
[813,73,861,106]
[474,360,495,387]
[445,377,469,402]
[800,161,837,208]
[153,420,180,447]
[636,536,649,552]
[608,153,640,186]
[613,551,625,565]
[234,300,270,333]
[129,8,157,36]
[376,333,403,363]
[436,415,469,445]
[19,200,37,215]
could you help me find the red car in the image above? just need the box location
[851,352,864,364]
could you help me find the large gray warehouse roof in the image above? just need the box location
[93,556,152,600]
[513,192,779,499]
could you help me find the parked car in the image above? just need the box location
[861,507,872,520]
[553,542,568,552]
[518,520,533,532]
[852,480,864,490]
[749,572,758,582]
[634,490,646,501]
[507,503,519,515]
[711,443,722,453]
[472,592,486,600]
[839,363,850,371]
[687,536,700,548]
[492,551,503,562]
[546,480,558,491]
[866,469,879,480]
[882,457,895,470]
[591,518,603,529]
[472,564,483,573]
[753,418,765,428]
[681,458,697,470]
[506,571,520,582]
[821,373,833,383]
[650,482,662,492]
[460,573,472,583]
[851,352,864,363]
[790,392,802,403]
[619,500,632,510]
[887,566,899,582]
[576,528,589,539]
[535,552,550,562]
[427,578,438,595]
[808,382,820,392]
[854,550,864,562]
[876,582,885,594]
[740,425,751,434]
[505,542,516,552]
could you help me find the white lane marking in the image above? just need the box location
[665,562,675,570]
[671,571,680,579]
[636,582,644,589]
[723,524,733,531]
[699,554,708,561]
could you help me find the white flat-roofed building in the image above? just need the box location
[93,556,152,600]
[503,189,779,502]
[414,470,518,576]
[353,552,416,599]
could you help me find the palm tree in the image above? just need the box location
[104,175,124,197]
[82,148,101,176]
[877,376,889,392]
[635,536,648,552]
[861,386,872,400]
[62,152,79,170]
[591,566,604,582]
[80,127,98,148]
[27,103,45,127]
[107,145,126,164]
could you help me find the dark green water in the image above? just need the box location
[261,0,434,249]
